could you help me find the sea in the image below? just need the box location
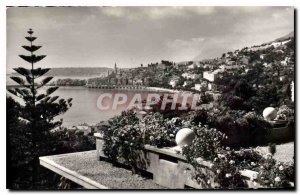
[6,76,177,127]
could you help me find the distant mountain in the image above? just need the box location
[8,67,113,78]
[275,31,294,42]
[45,67,113,77]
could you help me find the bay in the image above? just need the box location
[7,85,162,127]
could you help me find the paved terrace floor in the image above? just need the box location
[258,141,294,163]
[39,150,167,189]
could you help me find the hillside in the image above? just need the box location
[193,31,294,61]
[275,31,294,42]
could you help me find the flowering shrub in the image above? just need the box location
[220,148,263,170]
[140,113,181,148]
[183,139,295,189]
[207,148,263,189]
[182,125,249,189]
[256,157,294,188]
[276,105,294,121]
[211,155,247,189]
[99,108,294,189]
[101,111,183,172]
[182,124,226,162]
[181,122,294,189]
[100,110,144,172]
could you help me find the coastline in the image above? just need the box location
[86,84,194,94]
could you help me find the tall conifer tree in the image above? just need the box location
[8,28,72,188]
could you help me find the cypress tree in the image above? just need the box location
[7,28,72,188]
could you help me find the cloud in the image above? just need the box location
[100,7,292,21]
[166,37,205,49]
[6,6,294,70]
[101,7,216,20]
[101,7,127,18]
[165,37,207,61]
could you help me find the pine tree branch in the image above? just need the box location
[46,87,59,96]
[49,96,59,103]
[39,77,53,87]
[42,96,51,103]
[36,94,46,101]
[13,67,31,77]
[31,68,51,78]
[10,76,26,86]
[25,75,34,85]
[25,36,37,42]
[7,88,19,97]
[67,98,73,104]
[15,88,25,97]
[27,29,34,35]
[22,45,42,52]
[19,55,46,64]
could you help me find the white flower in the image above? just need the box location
[266,153,272,159]
[275,176,281,182]
[279,165,284,171]
[207,180,211,184]
[226,147,230,151]
[169,134,174,138]
[216,169,221,174]
[149,136,154,141]
[260,166,264,169]
[225,173,232,178]
[253,181,257,186]
[229,160,235,165]
[251,162,256,166]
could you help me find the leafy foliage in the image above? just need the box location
[214,111,271,147]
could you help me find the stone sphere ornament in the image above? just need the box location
[263,107,277,121]
[175,128,196,147]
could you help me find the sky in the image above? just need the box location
[6,6,294,71]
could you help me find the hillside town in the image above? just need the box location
[86,33,294,108]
